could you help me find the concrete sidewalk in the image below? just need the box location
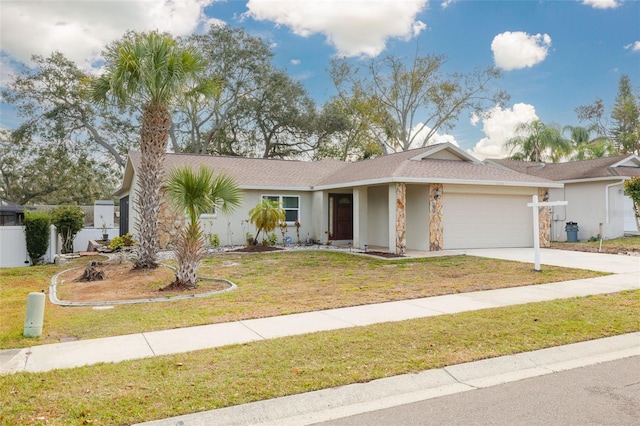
[1,249,638,375]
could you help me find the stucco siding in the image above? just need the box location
[406,184,430,251]
[367,185,389,248]
[205,190,314,246]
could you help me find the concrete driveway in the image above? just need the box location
[461,247,640,274]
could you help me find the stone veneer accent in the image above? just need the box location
[429,183,444,251]
[157,192,185,250]
[395,182,406,255]
[538,188,551,248]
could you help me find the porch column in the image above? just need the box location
[429,183,444,251]
[311,191,326,244]
[538,188,551,248]
[389,182,407,255]
[353,187,368,249]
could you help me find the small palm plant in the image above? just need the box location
[164,166,241,289]
[248,199,285,245]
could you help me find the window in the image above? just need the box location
[262,195,300,223]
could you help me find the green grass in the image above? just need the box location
[552,235,640,252]
[1,290,638,425]
[0,251,606,349]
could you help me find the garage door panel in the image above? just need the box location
[443,193,533,249]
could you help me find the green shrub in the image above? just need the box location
[624,177,640,222]
[51,206,84,254]
[208,233,220,248]
[24,210,51,265]
[109,233,137,250]
[267,232,278,246]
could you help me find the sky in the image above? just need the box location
[0,0,638,159]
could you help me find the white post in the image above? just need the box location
[532,195,541,271]
[527,196,568,272]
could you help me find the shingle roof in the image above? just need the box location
[128,151,348,188]
[122,144,558,194]
[487,155,640,181]
[316,149,554,187]
[0,198,24,213]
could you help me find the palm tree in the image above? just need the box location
[506,120,572,163]
[563,125,615,160]
[91,31,217,269]
[248,199,285,244]
[165,166,241,289]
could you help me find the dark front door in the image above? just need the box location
[330,194,353,240]
[119,196,129,236]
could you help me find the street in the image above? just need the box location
[317,356,640,425]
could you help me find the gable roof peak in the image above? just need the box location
[409,142,481,164]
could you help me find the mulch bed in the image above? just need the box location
[363,250,404,258]
[231,245,284,253]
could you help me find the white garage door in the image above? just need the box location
[443,193,533,249]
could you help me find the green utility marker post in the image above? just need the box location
[24,292,45,337]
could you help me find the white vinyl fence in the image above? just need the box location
[0,225,57,268]
[72,228,119,253]
[0,226,118,268]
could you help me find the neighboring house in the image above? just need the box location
[0,198,26,226]
[114,143,561,254]
[486,154,640,242]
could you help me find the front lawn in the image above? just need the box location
[1,290,638,425]
[0,251,605,349]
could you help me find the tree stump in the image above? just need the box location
[81,261,105,281]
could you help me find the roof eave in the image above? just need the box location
[240,185,314,192]
[559,176,631,184]
[314,177,562,191]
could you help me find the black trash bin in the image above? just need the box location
[565,222,579,242]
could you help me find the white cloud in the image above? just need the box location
[0,54,17,88]
[440,0,456,9]
[468,103,538,160]
[491,31,552,71]
[582,0,620,9]
[410,123,459,148]
[245,0,428,57]
[290,59,301,66]
[0,0,215,72]
[624,41,640,52]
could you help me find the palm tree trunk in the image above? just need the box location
[172,223,206,288]
[135,101,171,269]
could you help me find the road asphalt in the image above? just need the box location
[316,355,640,426]
[1,248,638,425]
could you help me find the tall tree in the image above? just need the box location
[164,166,241,289]
[610,75,640,154]
[330,51,508,153]
[0,129,117,205]
[563,125,614,160]
[506,120,571,162]
[172,26,275,155]
[214,67,318,159]
[92,31,217,269]
[575,98,610,142]
[1,52,136,169]
[313,97,384,161]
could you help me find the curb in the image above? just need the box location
[137,332,640,426]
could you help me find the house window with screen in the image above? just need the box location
[262,195,300,223]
